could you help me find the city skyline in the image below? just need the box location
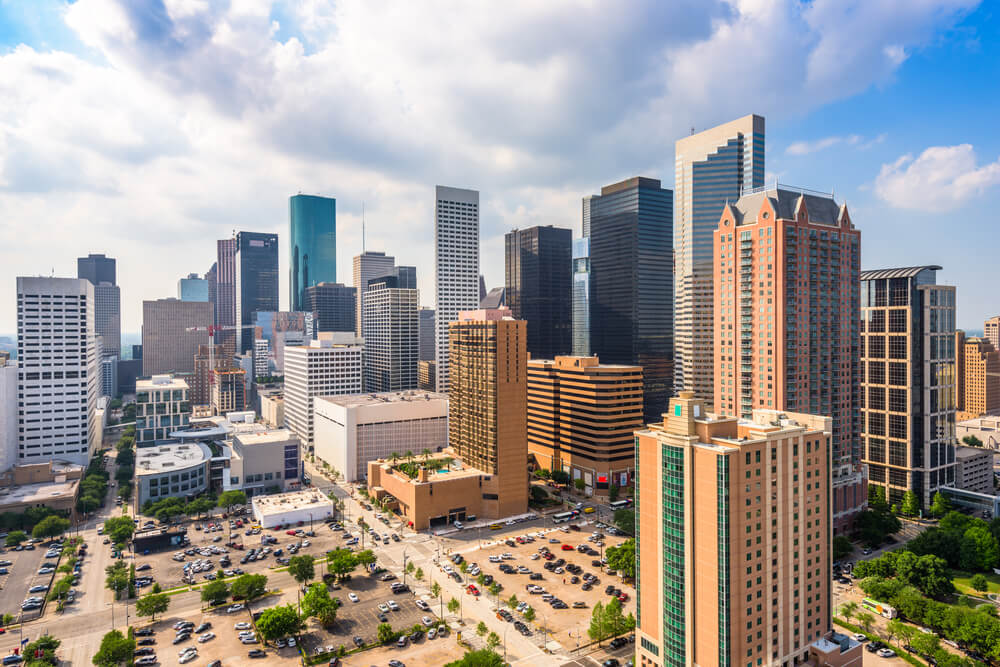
[0,2,998,334]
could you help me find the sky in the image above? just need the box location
[0,0,998,337]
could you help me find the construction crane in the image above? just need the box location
[185,324,258,385]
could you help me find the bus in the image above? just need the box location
[609,499,633,510]
[552,511,579,524]
[861,597,897,619]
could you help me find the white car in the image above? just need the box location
[428,628,437,640]
[488,556,501,563]
[530,554,540,560]
[502,553,515,560]
[235,622,251,630]
[422,616,434,627]
[377,603,389,613]
[415,599,430,611]
[198,632,215,643]
[877,649,896,658]
[387,600,400,611]
[241,636,259,644]
[135,657,157,666]
[228,604,245,613]
[349,593,359,603]
[287,637,296,647]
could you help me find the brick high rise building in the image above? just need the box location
[212,368,247,414]
[713,185,864,532]
[192,344,231,407]
[957,336,1000,421]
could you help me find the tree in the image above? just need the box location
[588,601,607,644]
[960,524,1000,572]
[459,561,468,574]
[135,592,169,621]
[77,494,100,515]
[230,573,268,601]
[893,619,916,648]
[326,548,359,581]
[185,497,215,518]
[839,601,858,624]
[4,530,27,547]
[105,561,129,599]
[103,516,135,545]
[833,536,854,561]
[574,478,586,492]
[606,538,636,578]
[488,582,501,597]
[857,612,875,635]
[24,634,60,665]
[551,469,570,485]
[486,631,500,650]
[613,509,635,536]
[415,567,424,581]
[389,452,400,466]
[507,594,519,609]
[92,629,134,667]
[443,649,505,667]
[971,573,990,592]
[963,435,984,448]
[377,622,397,645]
[431,582,441,600]
[930,492,952,518]
[476,621,488,637]
[608,484,619,502]
[447,597,460,616]
[406,561,415,575]
[869,485,888,510]
[201,579,230,606]
[901,490,921,517]
[217,490,247,513]
[32,515,70,541]
[256,604,304,640]
[288,554,316,587]
[524,607,536,622]
[301,583,339,625]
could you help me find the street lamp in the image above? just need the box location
[402,548,409,586]
[503,624,510,662]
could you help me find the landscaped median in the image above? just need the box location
[833,618,925,667]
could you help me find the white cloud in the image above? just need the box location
[875,144,1000,212]
[784,133,888,155]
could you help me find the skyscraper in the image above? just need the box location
[17,277,99,466]
[216,238,237,356]
[985,315,1000,351]
[713,185,863,531]
[353,251,396,337]
[192,344,230,407]
[0,358,17,473]
[589,177,673,422]
[434,186,480,393]
[178,273,209,301]
[235,231,279,354]
[77,253,121,359]
[77,253,116,286]
[504,225,572,359]
[305,283,356,333]
[205,262,218,309]
[957,337,1000,421]
[674,114,765,407]
[418,308,436,362]
[860,266,956,508]
[581,195,594,237]
[362,275,419,392]
[289,194,337,312]
[142,299,212,376]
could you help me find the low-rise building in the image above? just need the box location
[230,428,302,495]
[136,375,192,444]
[957,415,1000,449]
[955,445,994,495]
[251,488,333,528]
[314,391,448,482]
[260,390,284,428]
[135,442,212,508]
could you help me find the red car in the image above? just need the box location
[617,593,629,603]
[286,530,297,536]
[466,584,480,596]
[560,544,573,551]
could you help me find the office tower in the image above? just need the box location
[77,253,121,359]
[957,337,1000,421]
[986,316,1000,351]
[589,177,673,422]
[635,391,843,667]
[418,360,436,391]
[212,368,247,414]
[272,331,306,374]
[178,273,209,301]
[135,375,191,443]
[141,299,212,376]
[117,359,141,394]
[192,344,230,407]
[435,186,481,393]
[101,355,118,397]
[235,231,279,354]
[216,238,237,355]
[571,238,591,357]
[581,195,594,237]
[205,262,217,308]
[133,344,143,360]
[353,252,396,337]
[253,338,269,379]
[0,358,16,473]
[284,332,363,449]
[388,266,417,289]
[289,194,337,312]
[480,287,505,309]
[448,308,528,517]
[252,311,315,344]
[505,225,572,359]
[479,275,487,302]
[418,308,436,361]
[713,185,863,531]
[306,283,357,334]
[362,275,419,392]
[16,277,98,466]
[860,266,956,508]
[674,114,765,407]
[526,356,642,492]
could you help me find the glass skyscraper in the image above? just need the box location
[289,194,337,312]
[571,238,590,356]
[235,231,279,354]
[504,225,572,359]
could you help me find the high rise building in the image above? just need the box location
[674,114,765,407]
[192,344,230,407]
[417,360,436,392]
[17,277,99,466]
[235,231,279,354]
[957,337,1000,421]
[284,332,363,450]
[101,355,118,398]
[253,338,270,378]
[571,237,591,357]
[418,308,436,361]
[635,391,846,667]
[505,225,572,359]
[0,358,17,473]
[480,287,505,309]
[526,356,642,493]
[141,299,212,376]
[252,311,315,344]
[448,308,528,517]
[178,273,209,301]
[434,186,480,393]
[216,238,237,356]
[205,262,218,308]
[860,266,956,508]
[985,316,1000,352]
[135,375,191,444]
[305,283,356,334]
[289,194,337,312]
[272,331,307,375]
[714,185,863,531]
[362,275,419,392]
[581,195,594,237]
[77,253,121,359]
[353,252,396,337]
[77,253,116,286]
[589,176,673,422]
[212,368,247,414]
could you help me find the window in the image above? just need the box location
[889,388,907,412]
[889,310,907,332]
[867,438,885,463]
[889,336,907,360]
[867,387,885,411]
[889,415,907,440]
[868,361,885,384]
[868,336,885,358]
[889,362,907,386]
[868,413,885,436]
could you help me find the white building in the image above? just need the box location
[284,332,363,450]
[16,277,99,466]
[353,251,396,339]
[362,277,419,392]
[100,355,118,397]
[434,186,480,392]
[135,375,192,444]
[251,488,334,528]
[135,442,212,508]
[314,391,448,482]
[229,427,302,495]
[0,360,17,473]
[253,338,269,378]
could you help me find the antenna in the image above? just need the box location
[690,126,695,135]
[362,201,366,253]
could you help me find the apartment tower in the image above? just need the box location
[860,266,956,509]
[192,344,230,407]
[212,368,247,414]
[235,231,279,354]
[362,275,419,392]
[674,115,765,408]
[448,309,528,517]
[289,194,337,312]
[353,251,396,338]
[434,186,480,393]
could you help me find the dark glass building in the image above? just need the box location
[216,238,237,355]
[589,177,673,422]
[505,225,572,359]
[235,232,279,354]
[77,253,116,286]
[305,282,357,333]
[289,194,337,312]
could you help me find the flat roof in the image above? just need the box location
[252,489,333,515]
[318,391,448,409]
[233,428,298,446]
[0,479,79,505]
[137,375,189,391]
[956,445,992,460]
[136,442,212,475]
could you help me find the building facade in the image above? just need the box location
[957,337,1000,421]
[986,316,1000,351]
[135,442,211,508]
[526,356,642,495]
[78,253,121,359]
[418,360,436,392]
[305,283,356,334]
[362,276,419,392]
[434,186,480,393]
[142,298,212,376]
[860,266,956,508]
[572,237,591,357]
[212,368,247,414]
[100,355,118,398]
[17,277,99,466]
[235,231,279,354]
[957,416,1000,449]
[418,308,436,361]
[353,251,396,338]
[77,253,116,286]
[713,185,864,531]
[0,360,18,473]
[216,238,237,356]
[589,177,674,423]
[505,225,573,359]
[290,194,337,312]
[636,392,835,667]
[955,445,993,495]
[230,428,301,494]
[674,115,765,408]
[178,273,209,301]
[135,375,192,444]
[191,344,230,407]
[448,309,528,518]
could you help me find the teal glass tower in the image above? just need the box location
[289,194,337,312]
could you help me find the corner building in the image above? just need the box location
[636,392,836,667]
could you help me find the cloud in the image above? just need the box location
[875,144,1000,212]
[785,133,887,156]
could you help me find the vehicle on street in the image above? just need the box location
[248,649,267,658]
[349,593,359,602]
[228,603,245,613]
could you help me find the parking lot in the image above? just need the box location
[341,631,465,667]
[0,538,72,622]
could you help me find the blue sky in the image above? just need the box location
[0,0,997,335]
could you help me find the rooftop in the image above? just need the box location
[252,489,333,514]
[136,442,212,475]
[317,390,448,409]
[233,428,299,446]
[137,375,189,391]
[0,479,78,505]
[730,185,845,227]
[860,265,943,281]
[956,445,992,460]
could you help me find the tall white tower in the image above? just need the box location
[433,185,480,393]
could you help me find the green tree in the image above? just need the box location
[602,597,629,637]
[839,601,857,623]
[431,582,441,599]
[971,573,990,592]
[77,494,101,515]
[415,567,424,581]
[613,509,635,535]
[930,491,952,518]
[217,490,247,513]
[201,579,229,606]
[608,484,619,502]
[488,582,501,597]
[288,554,316,587]
[606,538,636,578]
[476,621,488,637]
[901,490,921,517]
[301,583,339,625]
[103,516,135,545]
[963,435,984,448]
[24,634,60,665]
[443,649,505,667]
[574,478,586,492]
[354,549,376,567]
[869,485,888,510]
[135,592,169,622]
[551,470,570,485]
[4,530,27,547]
[406,561,416,575]
[857,612,875,635]
[588,601,608,644]
[447,597,460,616]
[524,607,536,622]
[105,561,129,600]
[91,629,134,667]
[377,622,397,645]
[486,631,500,650]
[256,604,304,640]
[960,524,1000,572]
[326,548,359,581]
[32,515,70,541]
[833,535,854,560]
[893,619,916,648]
[507,594,519,609]
[459,561,468,574]
[185,497,215,518]
[230,573,268,601]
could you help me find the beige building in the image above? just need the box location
[957,415,1000,449]
[136,375,191,444]
[141,298,212,376]
[955,445,994,495]
[260,391,284,428]
[448,308,529,518]
[417,360,436,392]
[957,336,1000,421]
[986,315,1000,351]
[230,428,301,495]
[636,391,843,667]
[211,368,246,414]
[0,461,83,522]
